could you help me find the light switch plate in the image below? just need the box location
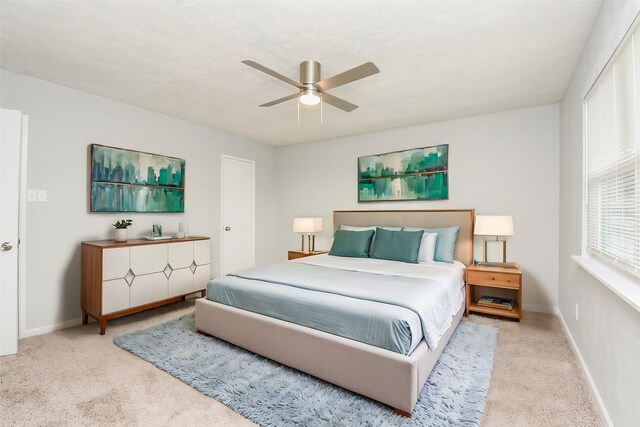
[37,190,47,202]
[27,189,37,202]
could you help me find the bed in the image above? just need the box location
[195,209,474,416]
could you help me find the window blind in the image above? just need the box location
[585,25,640,278]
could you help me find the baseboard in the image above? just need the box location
[19,295,202,339]
[558,312,613,427]
[522,304,560,315]
[20,317,82,339]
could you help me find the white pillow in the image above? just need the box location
[417,232,438,262]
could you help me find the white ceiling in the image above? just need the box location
[1,0,601,146]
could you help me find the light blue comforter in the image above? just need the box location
[207,261,456,354]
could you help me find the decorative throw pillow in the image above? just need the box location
[370,228,424,263]
[340,225,402,254]
[403,226,460,263]
[329,229,375,258]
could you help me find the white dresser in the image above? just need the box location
[81,236,211,334]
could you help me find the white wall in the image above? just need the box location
[559,1,640,426]
[0,70,280,334]
[277,104,560,313]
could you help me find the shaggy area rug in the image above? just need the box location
[115,314,497,426]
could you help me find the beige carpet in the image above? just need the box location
[0,300,601,427]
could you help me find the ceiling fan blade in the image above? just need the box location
[322,92,358,112]
[315,62,380,91]
[259,92,300,107]
[242,60,304,89]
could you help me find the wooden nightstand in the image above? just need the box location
[466,264,522,321]
[288,250,328,260]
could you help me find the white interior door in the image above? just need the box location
[221,155,255,276]
[1,109,23,356]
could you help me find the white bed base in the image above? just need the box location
[195,297,465,415]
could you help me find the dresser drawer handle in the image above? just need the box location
[491,277,495,280]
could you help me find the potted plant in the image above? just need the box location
[113,219,133,243]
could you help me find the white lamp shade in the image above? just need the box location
[474,215,514,236]
[293,217,323,233]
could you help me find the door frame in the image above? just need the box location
[18,116,28,339]
[220,154,255,277]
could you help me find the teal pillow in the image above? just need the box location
[329,230,375,258]
[403,226,460,263]
[340,225,402,255]
[370,228,424,263]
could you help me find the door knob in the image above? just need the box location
[224,226,231,231]
[1,242,13,252]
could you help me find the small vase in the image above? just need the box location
[114,228,128,243]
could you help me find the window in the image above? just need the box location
[584,23,639,278]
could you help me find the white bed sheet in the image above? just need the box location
[292,254,466,349]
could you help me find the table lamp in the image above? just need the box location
[293,217,323,252]
[474,215,515,267]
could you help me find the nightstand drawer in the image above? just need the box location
[467,270,520,289]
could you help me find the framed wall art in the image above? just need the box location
[358,144,448,202]
[90,144,185,212]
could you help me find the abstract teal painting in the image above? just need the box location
[90,144,185,212]
[358,144,448,202]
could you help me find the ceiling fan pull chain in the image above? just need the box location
[297,97,300,126]
[320,94,323,125]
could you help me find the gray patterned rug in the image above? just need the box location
[115,314,497,426]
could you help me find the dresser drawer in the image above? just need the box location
[194,263,211,290]
[467,270,520,289]
[102,247,130,281]
[130,272,168,306]
[131,244,167,275]
[102,278,130,314]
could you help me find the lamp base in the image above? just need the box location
[482,238,507,263]
[300,234,316,252]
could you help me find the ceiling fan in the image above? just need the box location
[241,59,380,112]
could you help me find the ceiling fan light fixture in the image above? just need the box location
[299,89,320,106]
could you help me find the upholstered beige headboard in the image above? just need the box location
[333,209,475,266]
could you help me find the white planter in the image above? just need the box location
[114,228,128,243]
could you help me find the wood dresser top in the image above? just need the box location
[82,236,210,248]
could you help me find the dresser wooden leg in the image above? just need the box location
[99,318,107,335]
[82,312,88,325]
